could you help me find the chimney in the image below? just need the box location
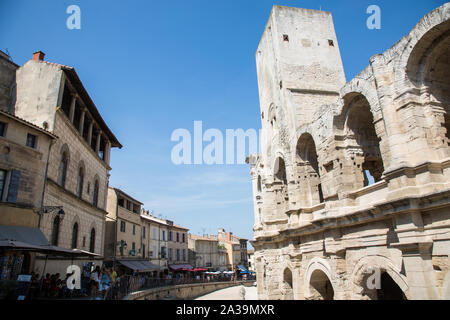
[32,51,45,61]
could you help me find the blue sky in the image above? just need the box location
[0,0,445,246]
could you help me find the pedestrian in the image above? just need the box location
[90,266,100,299]
[42,273,51,297]
[111,268,117,283]
[100,267,111,299]
[239,286,246,300]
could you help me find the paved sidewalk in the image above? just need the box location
[195,285,258,300]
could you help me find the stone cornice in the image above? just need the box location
[253,189,450,246]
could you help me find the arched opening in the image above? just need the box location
[76,166,84,198]
[344,93,384,187]
[422,31,450,146]
[282,268,294,300]
[57,151,69,188]
[274,157,289,202]
[51,216,60,246]
[376,272,407,300]
[93,179,99,207]
[309,269,334,300]
[257,176,262,193]
[406,19,450,155]
[71,223,78,249]
[89,228,96,253]
[297,134,324,206]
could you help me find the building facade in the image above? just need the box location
[0,109,56,229]
[141,212,189,271]
[167,224,189,267]
[9,51,122,275]
[188,234,222,270]
[248,5,450,300]
[217,228,249,271]
[0,97,56,280]
[105,187,144,260]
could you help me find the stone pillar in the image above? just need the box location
[79,108,86,135]
[394,212,440,299]
[87,121,93,146]
[69,95,77,123]
[96,131,102,154]
[105,140,112,164]
[400,243,440,300]
[369,54,410,171]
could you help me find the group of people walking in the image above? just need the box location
[88,266,117,299]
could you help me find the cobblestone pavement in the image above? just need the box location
[195,285,258,300]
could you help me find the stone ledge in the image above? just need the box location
[126,280,254,300]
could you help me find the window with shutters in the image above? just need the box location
[120,221,126,232]
[0,170,6,200]
[26,133,37,149]
[6,170,20,203]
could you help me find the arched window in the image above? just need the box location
[76,166,84,198]
[71,223,78,249]
[89,228,96,253]
[297,134,324,205]
[58,151,69,188]
[405,18,450,152]
[51,216,60,246]
[344,93,384,187]
[93,180,99,207]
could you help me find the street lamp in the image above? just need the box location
[38,206,65,227]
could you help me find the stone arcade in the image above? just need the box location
[247,4,450,300]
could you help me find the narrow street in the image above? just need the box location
[195,285,258,300]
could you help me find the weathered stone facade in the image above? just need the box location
[248,5,450,300]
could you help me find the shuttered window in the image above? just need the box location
[7,170,20,203]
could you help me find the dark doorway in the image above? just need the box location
[376,272,407,300]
